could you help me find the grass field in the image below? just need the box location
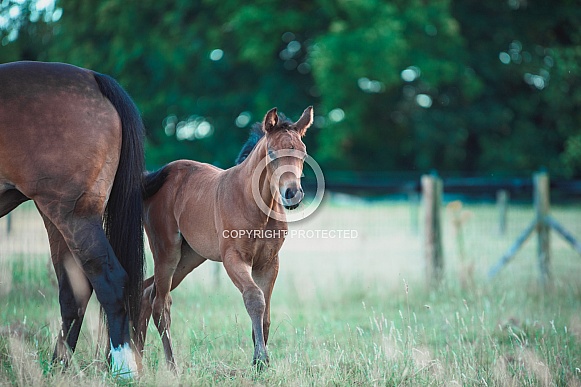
[0,197,580,386]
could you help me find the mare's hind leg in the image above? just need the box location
[34,198,137,375]
[39,211,93,365]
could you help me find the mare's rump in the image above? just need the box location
[0,61,121,202]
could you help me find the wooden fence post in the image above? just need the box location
[214,262,221,288]
[534,172,551,284]
[497,189,508,236]
[5,213,11,234]
[490,170,580,281]
[422,174,444,287]
[408,188,419,235]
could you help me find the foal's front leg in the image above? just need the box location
[223,249,269,367]
[252,255,279,348]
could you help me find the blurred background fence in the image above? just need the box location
[2,171,580,295]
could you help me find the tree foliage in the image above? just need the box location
[1,0,580,176]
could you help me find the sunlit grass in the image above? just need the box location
[1,199,580,385]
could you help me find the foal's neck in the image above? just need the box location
[238,138,284,225]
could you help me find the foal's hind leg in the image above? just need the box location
[140,239,206,370]
[136,276,155,356]
[147,235,181,370]
[39,211,93,366]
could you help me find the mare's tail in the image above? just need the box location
[93,72,145,332]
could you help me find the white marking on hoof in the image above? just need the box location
[110,341,137,379]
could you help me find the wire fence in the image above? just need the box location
[1,175,580,295]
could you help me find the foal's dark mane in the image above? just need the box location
[235,123,264,165]
[143,114,294,200]
[235,114,294,165]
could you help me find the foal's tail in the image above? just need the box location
[93,72,145,333]
[143,165,170,200]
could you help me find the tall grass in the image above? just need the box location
[1,199,580,385]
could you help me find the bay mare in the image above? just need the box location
[136,107,313,369]
[0,61,145,377]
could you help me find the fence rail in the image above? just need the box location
[304,173,581,200]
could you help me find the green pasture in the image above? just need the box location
[0,199,580,386]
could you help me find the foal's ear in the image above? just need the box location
[295,106,313,137]
[263,107,279,133]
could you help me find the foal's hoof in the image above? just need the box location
[167,360,178,374]
[252,357,269,372]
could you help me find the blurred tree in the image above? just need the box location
[1,0,580,177]
[309,0,482,172]
[0,0,60,62]
[452,0,581,177]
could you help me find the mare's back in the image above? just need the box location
[0,61,94,99]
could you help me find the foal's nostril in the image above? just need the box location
[285,188,296,200]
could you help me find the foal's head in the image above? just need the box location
[262,106,313,210]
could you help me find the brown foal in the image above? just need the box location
[136,106,313,370]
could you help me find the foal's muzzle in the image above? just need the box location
[282,186,304,210]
